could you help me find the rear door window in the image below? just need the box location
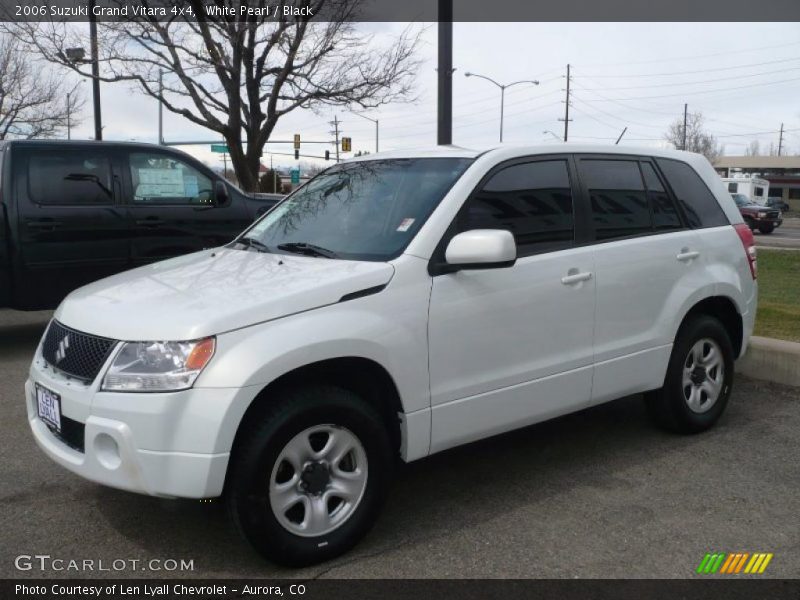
[580,159,651,241]
[28,151,113,205]
[656,159,728,228]
[641,162,682,231]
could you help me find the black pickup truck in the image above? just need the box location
[0,140,282,310]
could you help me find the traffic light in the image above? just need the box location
[325,150,330,161]
[341,137,352,152]
[293,134,300,149]
[294,149,299,160]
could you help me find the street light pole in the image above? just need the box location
[543,130,561,141]
[437,0,453,146]
[158,69,164,144]
[89,0,102,140]
[67,93,71,140]
[464,72,539,143]
[352,112,379,153]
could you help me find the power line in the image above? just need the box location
[576,40,800,68]
[570,95,666,130]
[574,76,800,101]
[574,56,800,78]
[578,66,800,91]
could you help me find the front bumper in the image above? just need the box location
[749,216,782,228]
[25,353,242,498]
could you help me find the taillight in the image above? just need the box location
[734,223,757,280]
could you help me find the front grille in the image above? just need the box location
[46,415,85,453]
[41,321,117,382]
[766,210,779,219]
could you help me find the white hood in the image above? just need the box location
[54,249,395,341]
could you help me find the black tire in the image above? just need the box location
[645,315,735,434]
[758,224,775,234]
[226,384,393,567]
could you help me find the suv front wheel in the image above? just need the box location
[646,315,735,433]
[226,384,393,566]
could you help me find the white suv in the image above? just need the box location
[26,145,757,566]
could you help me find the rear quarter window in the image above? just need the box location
[656,159,728,228]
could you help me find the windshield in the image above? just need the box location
[238,158,473,261]
[731,193,753,207]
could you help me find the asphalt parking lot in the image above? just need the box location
[756,217,800,250]
[1,309,798,579]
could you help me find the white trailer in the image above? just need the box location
[721,175,769,205]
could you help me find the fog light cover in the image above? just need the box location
[102,338,215,392]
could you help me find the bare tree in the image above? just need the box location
[0,35,85,139]
[4,1,421,190]
[745,140,760,156]
[664,111,722,162]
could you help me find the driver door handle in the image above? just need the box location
[677,249,700,262]
[135,218,165,227]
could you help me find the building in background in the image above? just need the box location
[714,156,800,211]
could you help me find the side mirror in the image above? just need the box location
[213,180,229,207]
[444,229,516,271]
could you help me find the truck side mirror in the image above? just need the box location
[213,181,229,207]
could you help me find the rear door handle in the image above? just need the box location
[561,271,593,285]
[677,250,700,262]
[27,219,62,230]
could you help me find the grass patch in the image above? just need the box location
[753,249,800,342]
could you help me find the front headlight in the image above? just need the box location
[102,337,215,392]
[758,212,767,218]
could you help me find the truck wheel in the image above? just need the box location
[758,224,774,234]
[645,315,734,434]
[226,384,393,567]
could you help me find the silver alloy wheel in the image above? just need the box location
[269,424,368,538]
[682,338,725,414]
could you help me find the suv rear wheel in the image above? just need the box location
[646,315,734,433]
[226,384,393,566]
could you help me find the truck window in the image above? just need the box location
[727,182,737,193]
[28,151,113,205]
[129,152,213,205]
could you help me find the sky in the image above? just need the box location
[62,22,800,174]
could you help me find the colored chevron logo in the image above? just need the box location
[696,552,774,574]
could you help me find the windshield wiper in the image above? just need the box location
[277,242,339,259]
[232,236,271,253]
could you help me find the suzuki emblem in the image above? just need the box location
[55,335,70,363]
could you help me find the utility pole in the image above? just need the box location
[330,115,341,162]
[437,0,453,145]
[158,70,164,144]
[89,0,102,140]
[778,122,784,156]
[558,64,573,142]
[682,103,688,150]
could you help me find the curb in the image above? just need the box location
[737,336,800,388]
